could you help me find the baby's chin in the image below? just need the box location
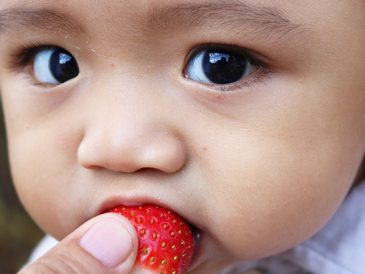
[35,213,89,242]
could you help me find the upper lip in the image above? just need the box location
[95,194,196,226]
[96,195,203,233]
[96,196,147,215]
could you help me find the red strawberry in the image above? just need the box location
[109,205,195,274]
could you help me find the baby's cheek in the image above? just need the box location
[8,132,78,239]
[15,179,79,240]
[13,169,68,239]
[209,186,338,260]
[202,138,353,260]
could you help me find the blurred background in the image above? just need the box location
[0,103,44,273]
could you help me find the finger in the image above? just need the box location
[19,213,138,274]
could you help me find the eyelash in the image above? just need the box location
[8,42,78,87]
[8,42,272,91]
[184,43,271,92]
[8,42,48,71]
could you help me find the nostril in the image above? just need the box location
[133,167,182,177]
[77,126,187,174]
[135,167,161,174]
[83,164,103,171]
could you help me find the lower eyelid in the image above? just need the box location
[184,46,267,90]
[11,45,79,86]
[206,68,270,93]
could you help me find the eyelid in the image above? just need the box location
[183,43,272,92]
[7,43,57,72]
[6,43,80,88]
[184,43,271,69]
[7,42,272,93]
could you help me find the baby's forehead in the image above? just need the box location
[0,0,309,43]
[1,0,360,36]
[0,0,329,23]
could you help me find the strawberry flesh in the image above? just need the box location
[109,205,195,274]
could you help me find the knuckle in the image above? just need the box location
[19,251,89,274]
[19,258,58,274]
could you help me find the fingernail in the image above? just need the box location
[80,217,133,267]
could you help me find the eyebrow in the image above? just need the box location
[147,0,304,39]
[0,1,304,40]
[0,7,85,37]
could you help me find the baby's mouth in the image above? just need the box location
[106,204,203,273]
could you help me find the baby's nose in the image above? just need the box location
[76,81,187,174]
[78,122,186,173]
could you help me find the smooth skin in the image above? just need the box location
[1,0,365,273]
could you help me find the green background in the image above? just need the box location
[0,103,43,274]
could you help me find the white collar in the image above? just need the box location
[281,182,365,274]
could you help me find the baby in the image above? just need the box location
[0,0,364,273]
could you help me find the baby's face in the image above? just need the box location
[1,0,365,272]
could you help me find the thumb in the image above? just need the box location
[19,213,138,274]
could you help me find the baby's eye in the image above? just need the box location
[184,47,259,86]
[32,47,79,85]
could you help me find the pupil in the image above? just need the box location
[202,50,247,84]
[50,49,79,83]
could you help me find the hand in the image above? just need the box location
[19,214,138,274]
